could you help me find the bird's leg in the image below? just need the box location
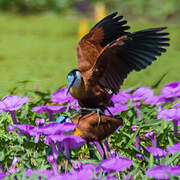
[76,110,94,124]
[79,107,103,114]
[96,108,101,126]
[78,107,104,125]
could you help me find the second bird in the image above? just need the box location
[67,12,170,111]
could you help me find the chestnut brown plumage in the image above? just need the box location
[67,12,170,111]
[71,112,123,142]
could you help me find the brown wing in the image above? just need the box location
[72,112,123,141]
[77,12,130,73]
[88,27,170,93]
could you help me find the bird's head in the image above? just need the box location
[66,69,82,95]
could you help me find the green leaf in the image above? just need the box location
[126,126,141,148]
[151,72,168,89]
[0,151,5,161]
[148,154,154,169]
[166,152,180,165]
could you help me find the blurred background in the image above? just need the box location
[0,0,179,96]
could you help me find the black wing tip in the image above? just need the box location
[92,12,130,47]
[153,27,168,31]
[133,27,169,35]
[151,27,170,35]
[103,12,118,21]
[110,12,118,16]
[147,27,168,31]
[103,11,124,20]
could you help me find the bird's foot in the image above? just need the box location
[79,108,104,125]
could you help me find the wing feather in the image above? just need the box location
[88,27,170,93]
[77,12,130,72]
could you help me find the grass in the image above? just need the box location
[0,13,179,97]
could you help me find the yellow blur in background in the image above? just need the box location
[78,2,107,39]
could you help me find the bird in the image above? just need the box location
[66,12,170,112]
[71,112,123,142]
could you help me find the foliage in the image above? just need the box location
[0,0,179,21]
[102,0,180,21]
[0,0,72,13]
[0,83,179,179]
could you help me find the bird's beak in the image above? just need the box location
[66,83,72,95]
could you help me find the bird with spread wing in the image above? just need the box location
[66,12,170,112]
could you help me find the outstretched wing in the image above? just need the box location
[77,12,130,72]
[88,27,170,93]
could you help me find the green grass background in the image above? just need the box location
[0,13,179,97]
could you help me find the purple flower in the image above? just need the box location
[7,124,36,136]
[124,174,134,180]
[161,82,180,98]
[35,118,45,127]
[91,141,105,159]
[132,125,139,132]
[135,154,143,160]
[0,170,6,179]
[71,161,96,173]
[143,95,162,105]
[0,95,28,124]
[38,122,76,136]
[105,103,128,116]
[72,161,83,170]
[132,125,140,150]
[8,122,76,143]
[68,99,80,111]
[144,131,155,138]
[131,86,162,105]
[91,140,110,159]
[6,125,15,131]
[47,135,86,159]
[172,101,180,108]
[51,88,80,110]
[103,140,110,158]
[166,142,180,154]
[144,131,156,147]
[146,165,180,179]
[48,168,94,180]
[32,105,66,121]
[132,86,154,102]
[7,156,19,174]
[0,95,29,111]
[110,150,119,158]
[47,155,59,175]
[106,175,117,180]
[157,108,180,121]
[96,157,132,173]
[145,131,167,158]
[132,126,143,159]
[157,108,180,137]
[44,137,59,160]
[71,168,94,180]
[51,88,73,104]
[145,147,168,159]
[111,90,131,104]
[26,168,54,179]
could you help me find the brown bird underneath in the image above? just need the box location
[71,112,123,142]
[66,12,170,111]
